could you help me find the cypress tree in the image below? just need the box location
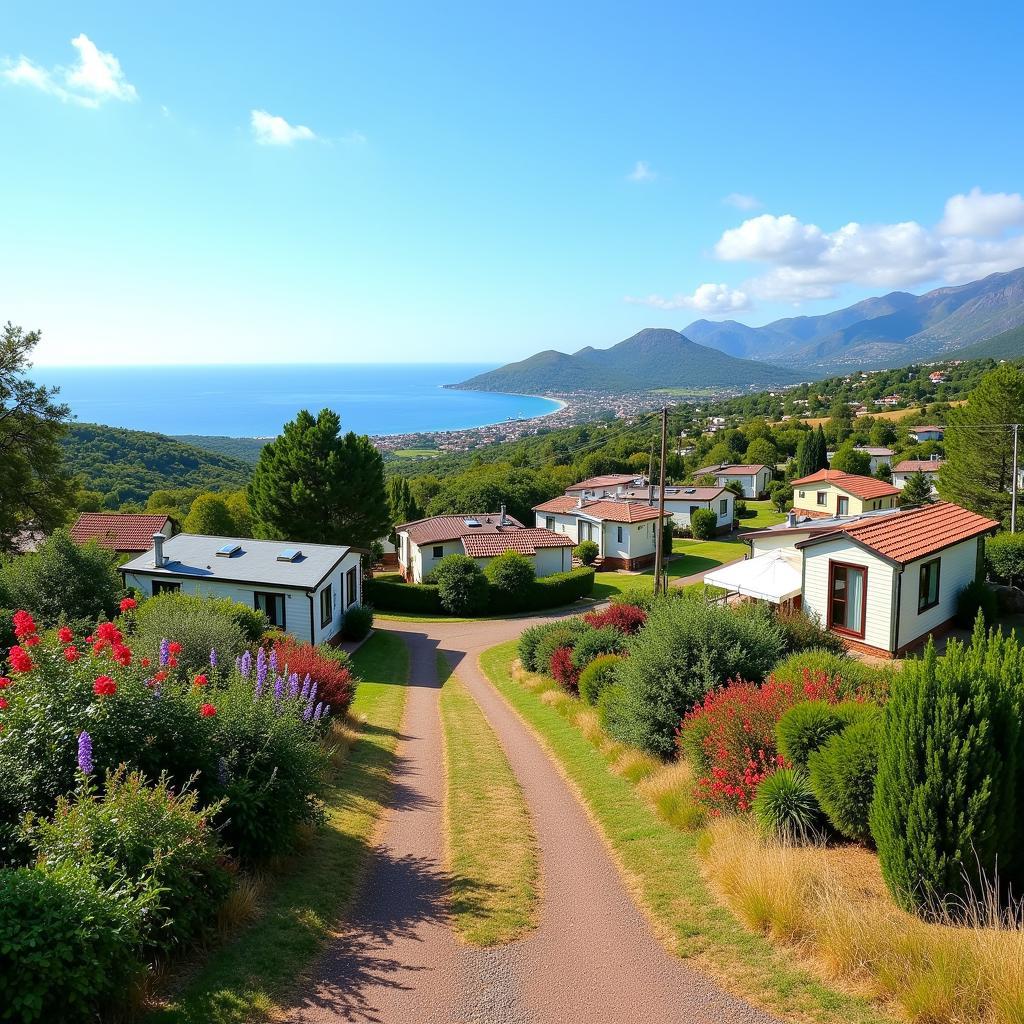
[814,425,829,471]
[870,622,1023,918]
[796,434,815,478]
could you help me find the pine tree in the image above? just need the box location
[248,408,390,549]
[870,624,1024,919]
[814,426,829,471]
[386,477,421,532]
[938,363,1024,525]
[899,470,933,508]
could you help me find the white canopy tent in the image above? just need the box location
[703,549,803,604]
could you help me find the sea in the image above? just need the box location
[30,363,561,439]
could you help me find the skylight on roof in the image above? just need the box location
[216,543,241,557]
[463,518,482,527]
[276,548,302,562]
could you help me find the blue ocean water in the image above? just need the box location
[30,363,560,438]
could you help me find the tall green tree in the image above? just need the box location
[814,426,829,472]
[248,408,390,548]
[899,470,934,508]
[183,493,235,536]
[386,476,421,530]
[938,364,1024,524]
[0,323,75,552]
[830,441,871,476]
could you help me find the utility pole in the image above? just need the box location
[1013,424,1019,534]
[654,406,669,596]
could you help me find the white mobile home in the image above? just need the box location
[121,533,364,645]
[690,463,772,499]
[619,484,733,533]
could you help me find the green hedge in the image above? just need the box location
[367,566,594,616]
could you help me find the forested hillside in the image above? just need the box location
[63,424,253,507]
[174,434,269,464]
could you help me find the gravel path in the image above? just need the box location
[288,613,781,1024]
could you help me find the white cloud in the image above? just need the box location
[625,282,750,314]
[627,160,656,183]
[250,109,317,146]
[1,35,136,107]
[722,192,761,211]
[939,186,1024,237]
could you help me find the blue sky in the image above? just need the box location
[3,1,1024,365]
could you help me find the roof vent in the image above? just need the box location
[463,518,482,527]
[276,547,302,562]
[684,488,696,494]
[216,543,241,558]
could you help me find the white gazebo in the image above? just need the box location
[703,549,803,608]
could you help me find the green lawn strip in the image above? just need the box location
[738,499,786,530]
[147,631,410,1024]
[437,654,540,945]
[479,642,891,1024]
[376,600,600,624]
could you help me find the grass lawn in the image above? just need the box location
[737,499,786,530]
[479,643,890,1024]
[392,447,440,458]
[437,655,539,945]
[147,632,410,1024]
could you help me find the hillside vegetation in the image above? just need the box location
[63,424,252,507]
[173,434,270,464]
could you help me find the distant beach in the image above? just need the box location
[30,363,563,438]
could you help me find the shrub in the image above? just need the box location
[24,767,230,952]
[0,862,146,1023]
[574,539,599,565]
[986,530,1024,587]
[870,625,1024,918]
[690,507,718,540]
[364,577,443,614]
[769,648,893,702]
[570,624,624,669]
[0,529,122,627]
[775,700,870,770]
[808,712,881,843]
[133,592,256,675]
[549,647,580,691]
[772,608,846,656]
[314,643,354,672]
[484,550,535,602]
[433,554,490,615]
[518,621,555,672]
[340,603,374,641]
[533,619,591,675]
[956,580,997,628]
[578,653,622,706]
[752,769,823,840]
[273,637,356,713]
[582,603,647,634]
[596,682,629,734]
[525,566,594,610]
[610,600,786,758]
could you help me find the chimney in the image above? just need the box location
[576,495,584,509]
[499,503,507,526]
[786,510,798,528]
[152,532,166,567]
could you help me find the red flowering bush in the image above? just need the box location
[273,638,355,713]
[679,669,847,815]
[550,646,580,691]
[583,603,648,635]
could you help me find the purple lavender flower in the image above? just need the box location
[323,704,331,719]
[303,701,314,722]
[240,649,252,678]
[300,674,311,700]
[77,731,93,775]
[309,682,318,705]
[288,672,299,699]
[210,648,218,669]
[269,648,278,673]
[256,647,268,693]
[313,701,324,723]
[273,675,284,701]
[159,637,170,667]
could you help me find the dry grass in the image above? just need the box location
[637,760,707,832]
[216,873,266,934]
[701,816,1024,1024]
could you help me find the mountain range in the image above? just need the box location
[683,267,1024,370]
[451,328,806,394]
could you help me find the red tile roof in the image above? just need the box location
[790,469,900,500]
[533,496,664,523]
[398,513,526,546]
[692,464,768,477]
[894,459,944,474]
[461,528,574,558]
[621,486,726,501]
[71,513,171,552]
[800,501,998,564]
[565,474,643,492]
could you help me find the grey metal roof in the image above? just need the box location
[120,533,353,591]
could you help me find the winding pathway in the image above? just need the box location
[289,614,779,1024]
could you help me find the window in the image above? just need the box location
[432,545,444,559]
[545,516,555,530]
[837,496,849,516]
[828,562,866,638]
[152,580,180,596]
[320,584,332,628]
[346,566,358,607]
[719,499,728,515]
[816,491,828,506]
[798,489,806,498]
[689,505,699,515]
[254,591,285,629]
[616,526,623,543]
[918,558,941,613]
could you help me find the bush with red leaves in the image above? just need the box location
[583,604,647,635]
[273,638,355,714]
[550,646,581,692]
